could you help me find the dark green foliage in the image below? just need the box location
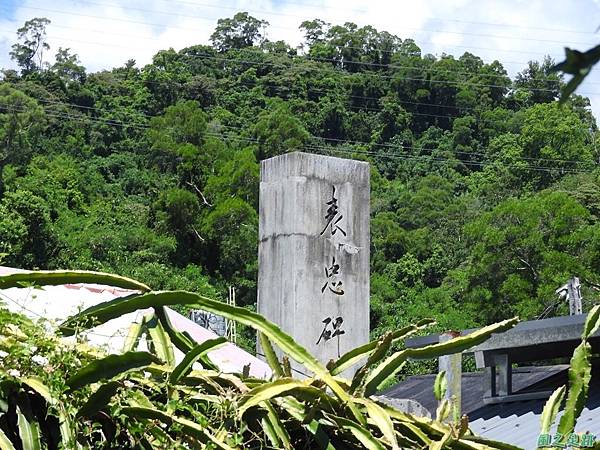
[210,12,269,52]
[1,14,599,379]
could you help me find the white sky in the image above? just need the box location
[1,0,600,118]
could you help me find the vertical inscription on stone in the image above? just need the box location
[320,186,346,237]
[258,152,370,375]
[322,256,344,296]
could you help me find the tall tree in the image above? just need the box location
[210,12,269,52]
[9,17,51,75]
[51,47,86,83]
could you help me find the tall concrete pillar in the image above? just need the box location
[258,152,370,375]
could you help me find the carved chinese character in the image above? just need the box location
[322,256,344,295]
[316,316,345,345]
[320,186,346,237]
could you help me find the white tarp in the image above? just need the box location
[0,266,271,379]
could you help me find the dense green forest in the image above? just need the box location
[1,13,599,350]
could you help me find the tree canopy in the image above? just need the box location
[1,13,599,362]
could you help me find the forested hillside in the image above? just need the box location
[1,13,599,346]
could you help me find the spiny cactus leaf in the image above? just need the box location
[67,351,161,391]
[557,341,592,436]
[59,291,207,336]
[146,315,175,367]
[76,381,121,418]
[16,406,41,450]
[259,332,283,378]
[540,385,566,434]
[238,378,319,416]
[263,400,292,449]
[330,319,435,375]
[122,316,146,353]
[169,337,227,384]
[434,371,447,402]
[356,398,398,449]
[408,318,518,360]
[0,270,150,292]
[154,306,195,353]
[0,428,15,450]
[120,406,234,450]
[582,304,600,339]
[326,414,385,450]
[153,291,364,422]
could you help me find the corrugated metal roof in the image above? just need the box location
[470,388,600,449]
[383,365,600,449]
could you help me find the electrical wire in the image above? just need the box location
[2,99,596,169]
[1,102,594,174]
[1,33,578,98]
[9,2,599,48]
[0,98,588,167]
[1,19,572,72]
[0,5,586,62]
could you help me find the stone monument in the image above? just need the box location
[258,152,370,375]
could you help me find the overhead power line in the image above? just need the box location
[8,97,596,166]
[136,50,599,96]
[1,27,585,95]
[0,102,596,174]
[0,4,589,61]
[150,0,599,36]
[0,19,571,71]
[23,0,599,48]
[4,96,597,167]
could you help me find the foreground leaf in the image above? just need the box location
[582,304,600,339]
[22,376,79,448]
[138,291,362,421]
[77,381,121,418]
[331,319,435,375]
[146,315,175,367]
[238,378,316,415]
[16,406,41,450]
[540,385,566,434]
[259,332,284,378]
[408,318,518,360]
[358,398,398,449]
[121,406,234,450]
[553,45,600,103]
[0,428,15,450]
[154,306,195,353]
[122,316,146,353]
[0,270,150,292]
[60,291,207,335]
[169,337,227,384]
[67,352,161,390]
[328,414,385,450]
[461,435,524,450]
[22,377,54,405]
[350,332,394,393]
[557,341,592,436]
[363,318,517,396]
[263,401,292,449]
[433,371,447,402]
